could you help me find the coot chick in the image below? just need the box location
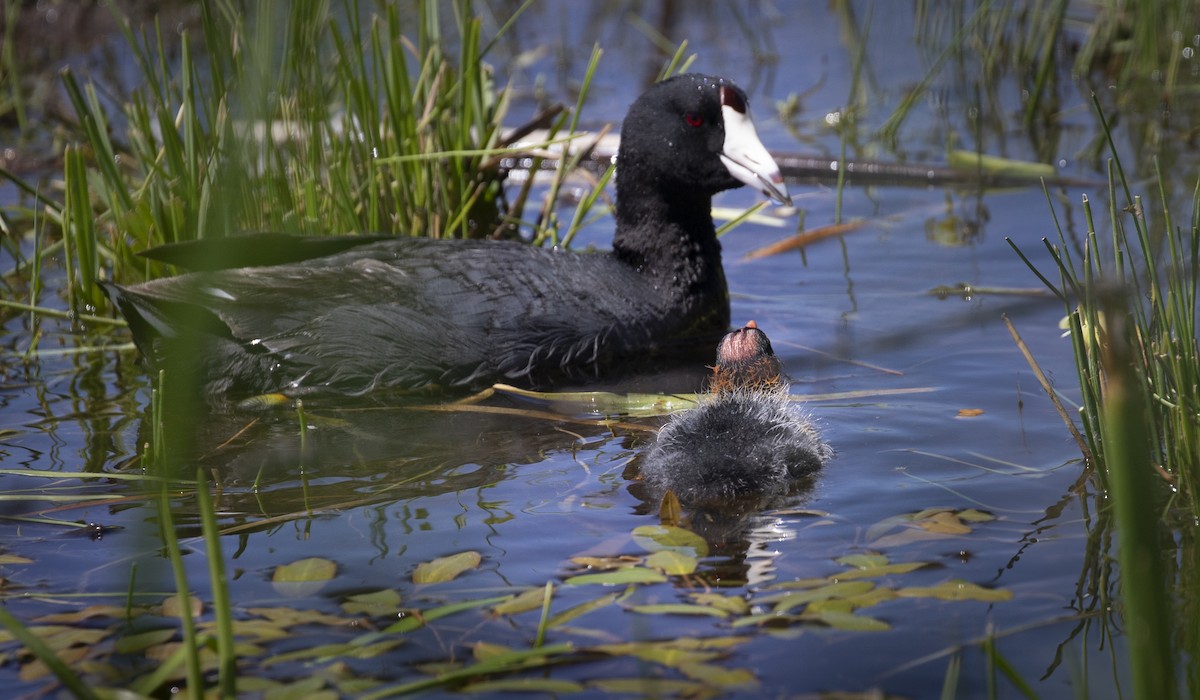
[641,321,833,506]
[101,74,790,398]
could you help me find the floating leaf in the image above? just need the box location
[24,625,109,651]
[631,604,730,618]
[569,555,640,570]
[221,619,292,643]
[759,581,875,613]
[658,490,682,526]
[645,550,697,575]
[245,607,355,629]
[729,613,802,629]
[19,646,90,682]
[688,592,750,616]
[257,675,334,700]
[564,567,666,586]
[491,587,547,617]
[273,557,337,597]
[631,525,709,557]
[836,553,889,569]
[869,528,956,549]
[591,679,706,695]
[810,587,898,614]
[35,605,127,624]
[263,639,402,666]
[918,511,972,535]
[0,554,32,565]
[161,595,203,618]
[114,628,175,654]
[770,507,830,517]
[341,589,402,616]
[666,636,752,651]
[897,580,1013,602]
[595,642,720,668]
[463,679,585,694]
[760,577,831,591]
[957,509,996,523]
[864,513,913,543]
[804,610,891,631]
[547,592,619,628]
[956,408,985,417]
[835,562,932,580]
[382,595,510,634]
[473,641,516,661]
[412,551,481,584]
[947,149,1055,179]
[680,663,758,688]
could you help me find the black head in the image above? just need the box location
[617,74,790,205]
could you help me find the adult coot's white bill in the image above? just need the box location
[102,75,790,398]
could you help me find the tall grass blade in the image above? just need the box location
[1101,304,1176,700]
[0,607,100,700]
[197,470,237,698]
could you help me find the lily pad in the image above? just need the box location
[412,551,482,584]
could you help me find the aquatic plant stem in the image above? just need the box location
[1101,307,1176,700]
[1001,314,1092,467]
[534,581,554,648]
[197,470,237,698]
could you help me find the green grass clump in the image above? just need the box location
[13,0,622,315]
[1010,100,1197,698]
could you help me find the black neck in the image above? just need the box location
[612,182,729,330]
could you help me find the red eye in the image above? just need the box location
[684,112,703,127]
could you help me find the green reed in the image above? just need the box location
[23,0,615,305]
[1010,101,1197,696]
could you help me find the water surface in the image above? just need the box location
[3,2,1195,697]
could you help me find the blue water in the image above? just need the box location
[4,2,1195,697]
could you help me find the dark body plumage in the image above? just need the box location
[641,322,833,506]
[101,74,790,398]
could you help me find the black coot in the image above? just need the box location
[101,74,790,397]
[641,321,833,506]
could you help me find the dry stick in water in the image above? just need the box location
[1002,314,1094,479]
